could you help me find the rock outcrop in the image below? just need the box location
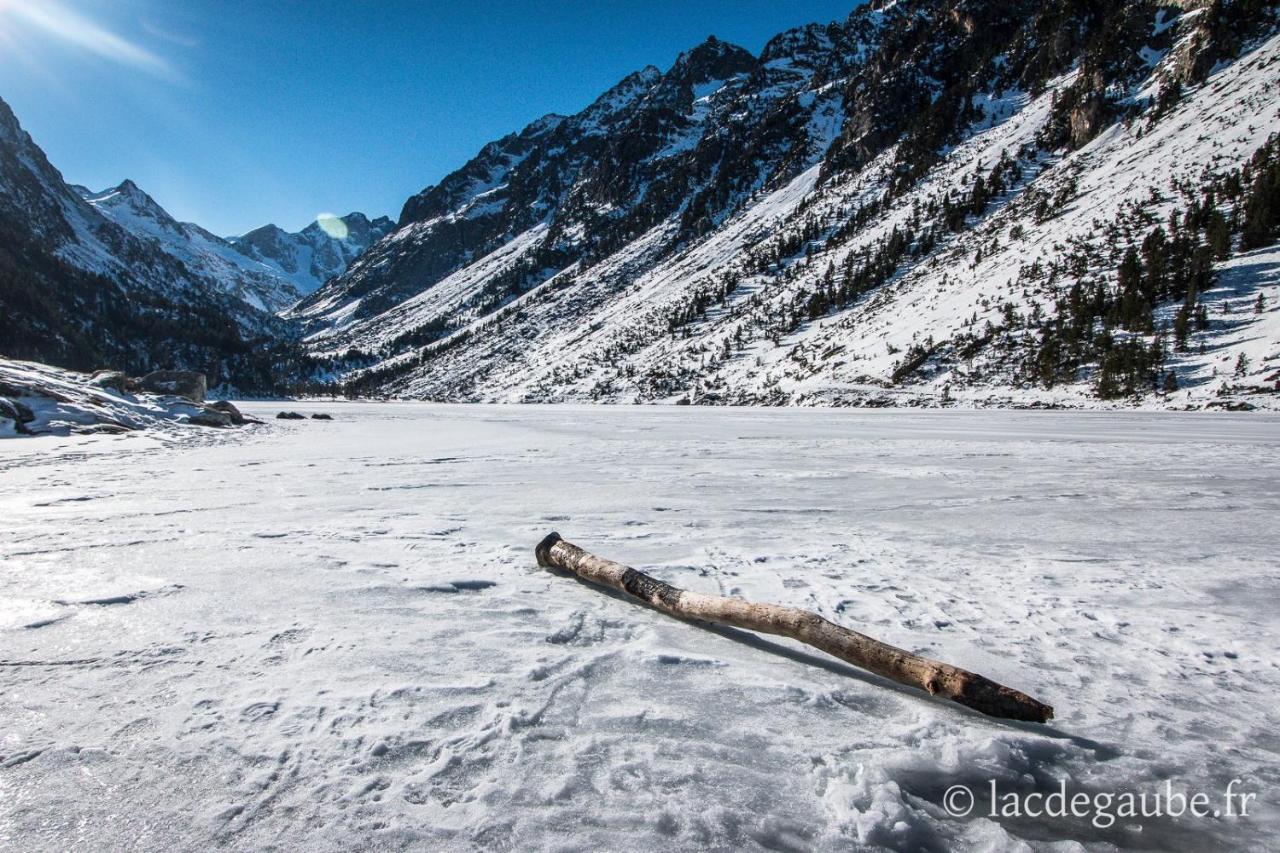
[0,358,261,437]
[137,370,207,402]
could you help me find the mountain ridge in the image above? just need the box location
[2,0,1277,408]
[292,0,1279,409]
[230,212,394,297]
[77,179,304,313]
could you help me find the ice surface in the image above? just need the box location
[1,405,1277,850]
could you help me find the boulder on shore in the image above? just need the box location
[187,409,233,428]
[138,370,206,402]
[0,396,35,424]
[311,413,333,420]
[90,370,132,393]
[1,357,260,438]
[276,411,306,420]
[207,400,247,425]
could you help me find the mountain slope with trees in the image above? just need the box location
[299,0,1280,409]
[0,99,391,394]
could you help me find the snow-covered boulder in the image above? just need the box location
[0,358,256,438]
[185,408,234,427]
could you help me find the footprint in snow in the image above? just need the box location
[240,702,279,724]
[23,613,73,629]
[416,580,497,593]
[265,627,309,647]
[53,584,184,607]
[32,494,102,507]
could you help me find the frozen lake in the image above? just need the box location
[2,404,1278,851]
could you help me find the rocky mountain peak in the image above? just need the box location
[230,211,394,295]
[83,179,176,226]
[0,97,26,145]
[668,35,756,87]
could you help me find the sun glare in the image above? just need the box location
[0,0,173,77]
[316,213,349,240]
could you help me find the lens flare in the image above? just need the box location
[0,0,174,77]
[316,213,348,240]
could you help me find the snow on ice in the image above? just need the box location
[2,404,1277,849]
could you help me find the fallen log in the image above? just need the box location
[536,533,1053,723]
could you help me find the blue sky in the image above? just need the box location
[0,0,857,236]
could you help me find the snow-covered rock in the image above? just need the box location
[0,357,258,437]
[135,369,208,402]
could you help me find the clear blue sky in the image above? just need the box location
[0,0,858,236]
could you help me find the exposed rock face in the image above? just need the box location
[291,31,811,330]
[186,408,234,427]
[138,370,207,402]
[0,397,35,433]
[1069,95,1108,149]
[0,396,35,422]
[90,370,131,392]
[207,400,247,425]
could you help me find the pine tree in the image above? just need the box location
[1240,154,1280,250]
[1206,209,1231,259]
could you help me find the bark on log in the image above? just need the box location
[536,533,1053,723]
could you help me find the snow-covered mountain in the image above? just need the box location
[298,0,1280,410]
[0,93,395,391]
[78,180,303,313]
[0,95,305,392]
[230,213,394,297]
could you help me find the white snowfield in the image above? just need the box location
[1,404,1277,851]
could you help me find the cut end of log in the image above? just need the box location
[951,673,1055,723]
[535,532,563,568]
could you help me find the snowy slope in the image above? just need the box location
[293,29,858,341]
[299,1,1280,411]
[80,181,303,313]
[2,405,1277,849]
